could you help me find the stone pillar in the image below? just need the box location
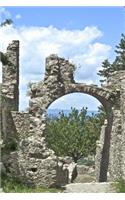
[107,71,125,181]
[120,74,125,180]
[0,140,3,193]
[0,84,3,192]
[1,41,19,142]
[108,109,122,181]
[95,120,107,181]
[2,40,19,111]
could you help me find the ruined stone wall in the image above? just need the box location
[0,84,2,190]
[106,72,123,181]
[0,41,20,186]
[1,40,125,188]
[2,40,19,110]
[26,54,115,186]
[119,73,125,180]
[96,71,125,182]
[1,41,19,143]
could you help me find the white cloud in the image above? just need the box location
[73,42,111,83]
[0,24,111,110]
[15,14,22,19]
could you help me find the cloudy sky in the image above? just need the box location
[0,7,124,111]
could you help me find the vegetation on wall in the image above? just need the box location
[0,52,16,73]
[2,138,18,152]
[0,52,9,65]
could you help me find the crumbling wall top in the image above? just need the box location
[45,54,75,83]
[7,40,19,50]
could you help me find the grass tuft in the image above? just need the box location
[115,178,125,193]
[1,174,63,193]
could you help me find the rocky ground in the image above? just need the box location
[74,164,95,183]
[64,182,116,193]
[64,164,117,193]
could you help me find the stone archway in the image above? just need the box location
[28,54,116,185]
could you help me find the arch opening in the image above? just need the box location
[44,92,112,183]
[47,93,101,117]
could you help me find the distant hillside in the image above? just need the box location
[47,109,98,118]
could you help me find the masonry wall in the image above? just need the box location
[0,84,2,188]
[107,72,123,181]
[2,40,19,109]
[1,41,19,142]
[1,40,125,188]
[120,73,125,180]
[27,54,116,185]
[1,41,20,180]
[96,71,125,182]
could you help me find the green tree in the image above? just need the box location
[97,59,112,83]
[95,105,107,126]
[84,106,106,157]
[0,19,13,27]
[112,34,125,71]
[97,34,125,82]
[46,107,101,163]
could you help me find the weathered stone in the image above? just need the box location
[67,162,77,183]
[1,40,125,188]
[57,157,78,185]
[0,162,6,175]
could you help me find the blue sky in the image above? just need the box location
[5,7,124,51]
[0,7,124,111]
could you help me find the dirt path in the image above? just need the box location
[64,182,117,193]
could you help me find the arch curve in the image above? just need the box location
[45,83,114,115]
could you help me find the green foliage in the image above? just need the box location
[95,105,107,126]
[0,52,16,72]
[3,138,18,152]
[114,34,125,71]
[0,52,9,65]
[77,156,95,166]
[2,174,63,193]
[97,34,125,82]
[0,19,13,27]
[46,107,104,163]
[115,178,125,193]
[97,59,112,83]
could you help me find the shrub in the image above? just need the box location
[115,178,125,193]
